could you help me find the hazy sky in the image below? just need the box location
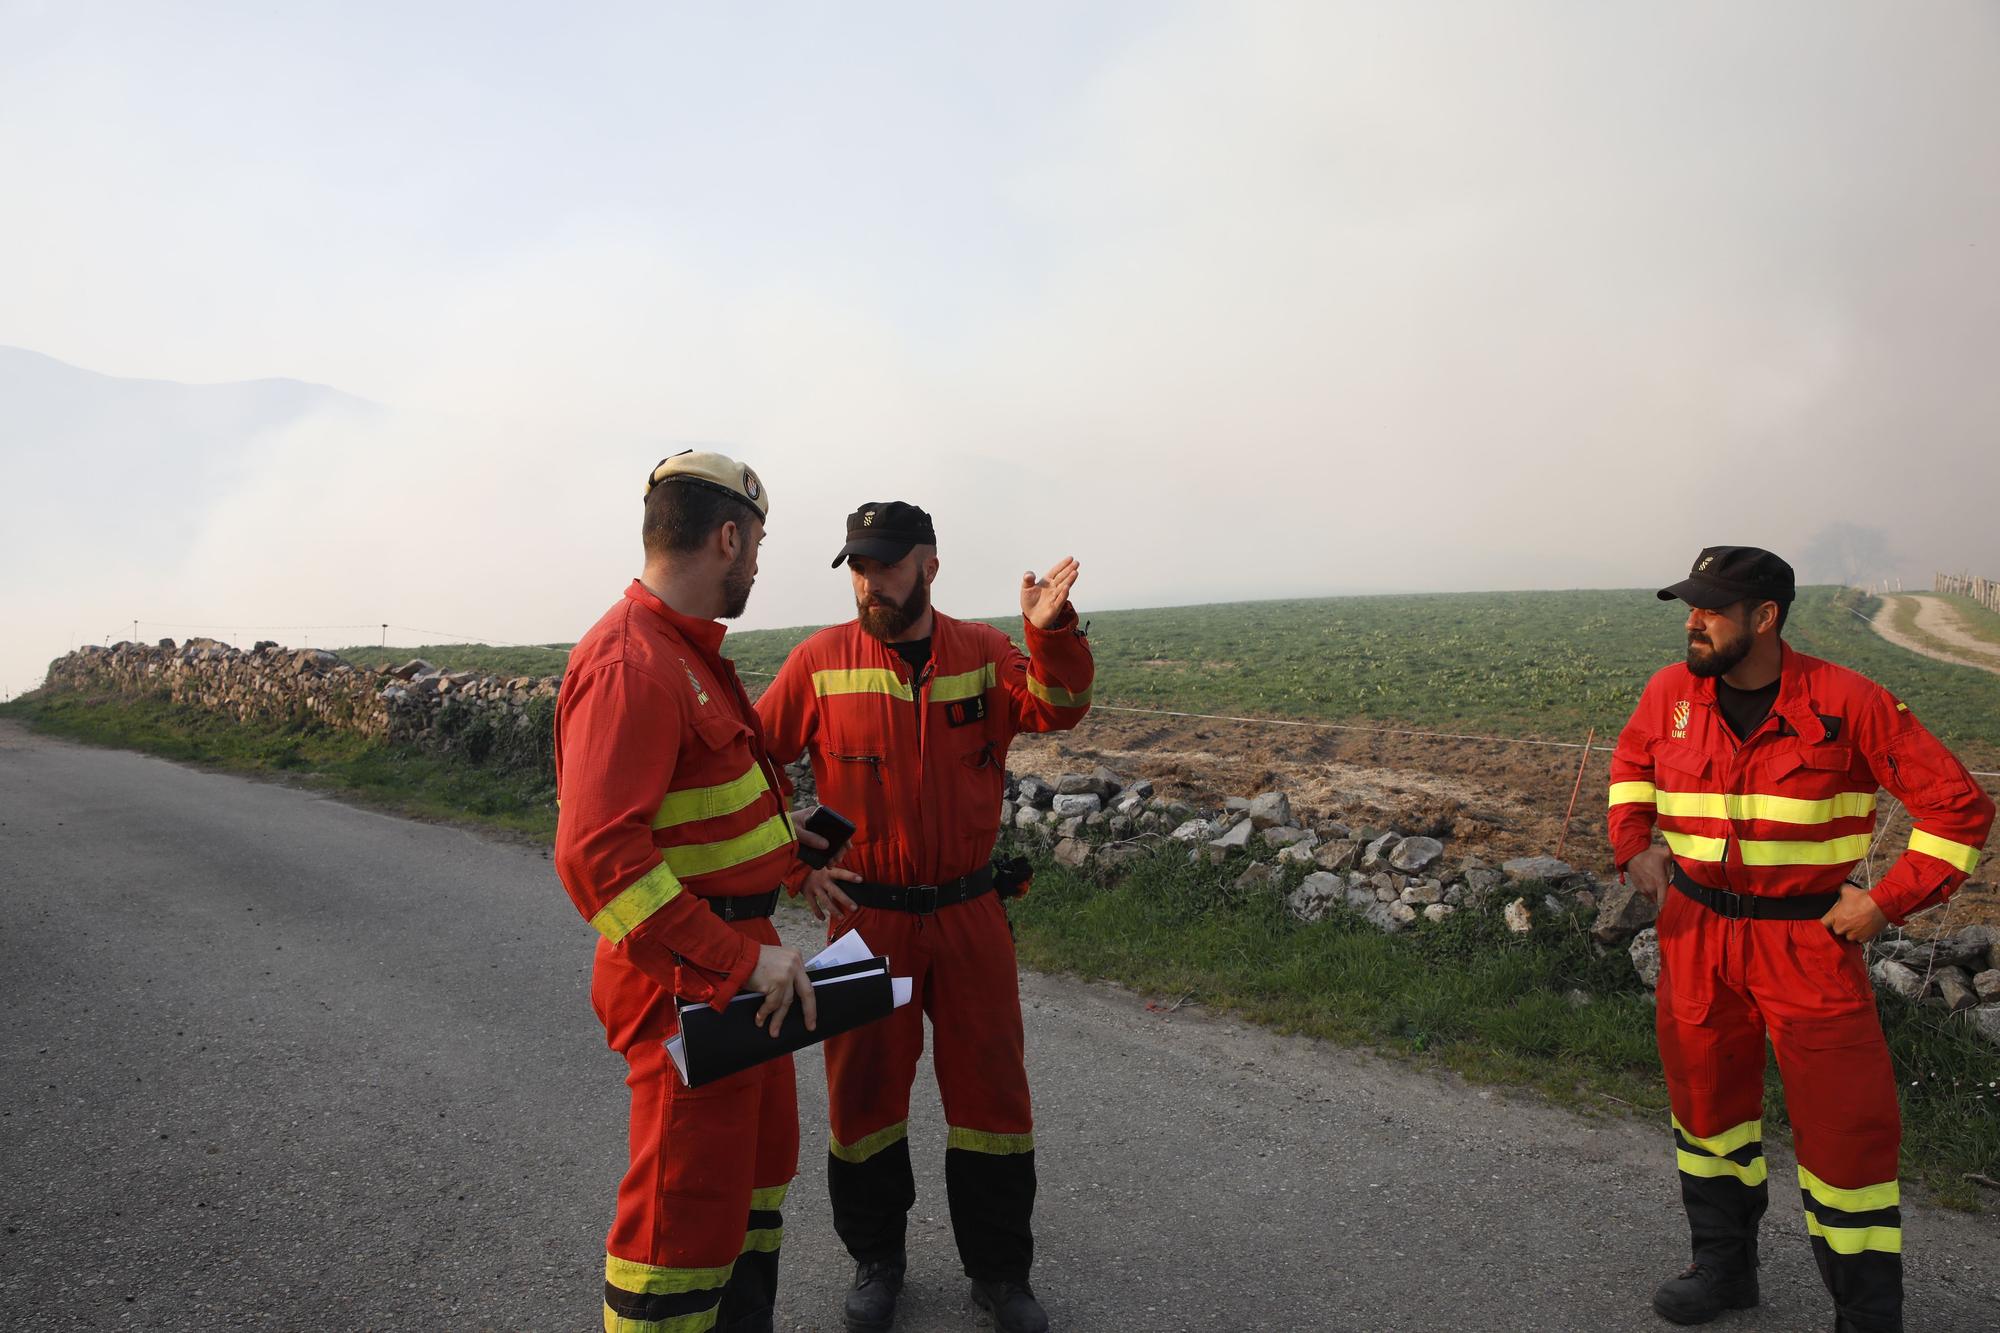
[3,1,1997,696]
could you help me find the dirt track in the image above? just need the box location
[1873,596,2000,677]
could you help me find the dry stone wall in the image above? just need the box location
[38,639,560,770]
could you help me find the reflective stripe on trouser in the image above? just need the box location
[603,1032,798,1332]
[1654,888,1903,1331]
[823,891,1037,1282]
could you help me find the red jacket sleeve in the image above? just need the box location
[553,661,758,1003]
[1000,605,1094,735]
[1607,679,1662,869]
[755,647,820,768]
[1855,685,1995,924]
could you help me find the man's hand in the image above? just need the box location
[1021,557,1080,630]
[1624,845,1673,906]
[1821,884,1890,944]
[746,944,816,1037]
[800,864,862,921]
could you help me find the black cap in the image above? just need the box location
[831,501,936,569]
[1657,546,1796,610]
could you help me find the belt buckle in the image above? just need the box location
[910,883,940,915]
[1715,887,1747,920]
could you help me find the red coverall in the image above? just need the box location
[555,581,804,1333]
[756,605,1093,1283]
[1609,643,1993,1332]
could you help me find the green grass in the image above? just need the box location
[727,586,2000,767]
[0,692,556,838]
[334,643,575,677]
[1005,835,2000,1209]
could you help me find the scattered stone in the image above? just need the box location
[1360,833,1403,873]
[1224,796,1253,814]
[1313,840,1361,874]
[1053,838,1092,869]
[1231,864,1277,896]
[1316,821,1351,841]
[1014,806,1043,829]
[1975,970,2000,1003]
[1261,826,1314,850]
[1423,903,1455,924]
[1591,880,1659,944]
[1208,819,1256,853]
[1051,793,1101,818]
[1247,791,1293,830]
[1276,841,1320,866]
[1084,810,1110,829]
[1287,872,1345,923]
[1054,773,1099,797]
[1016,777,1055,809]
[1629,928,1661,987]
[1462,868,1505,905]
[1870,960,1925,1001]
[1399,880,1443,907]
[1097,844,1148,872]
[1387,902,1419,928]
[1169,818,1218,843]
[1571,888,1597,911]
[1503,898,1533,934]
[1091,765,1124,796]
[999,800,1016,827]
[1123,778,1155,801]
[1503,855,1573,884]
[1933,926,1994,973]
[1110,791,1148,818]
[1965,1006,2000,1050]
[1388,836,1444,875]
[1934,966,1979,1012]
[1369,873,1399,903]
[1107,815,1135,839]
[1057,816,1085,839]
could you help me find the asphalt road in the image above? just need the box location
[2,721,1996,1332]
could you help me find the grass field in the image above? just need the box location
[1005,836,2000,1210]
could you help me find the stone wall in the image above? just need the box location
[37,639,560,770]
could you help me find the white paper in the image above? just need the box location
[665,1033,689,1081]
[892,977,913,1008]
[807,928,872,971]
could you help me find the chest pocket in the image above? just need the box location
[1649,741,1712,782]
[686,703,752,761]
[1762,744,1856,787]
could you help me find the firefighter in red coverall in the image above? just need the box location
[1609,547,1994,1333]
[554,451,833,1333]
[757,501,1093,1333]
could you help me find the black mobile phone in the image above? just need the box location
[797,805,856,868]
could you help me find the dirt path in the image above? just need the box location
[1872,595,2000,677]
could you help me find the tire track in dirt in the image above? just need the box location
[1870,595,2000,676]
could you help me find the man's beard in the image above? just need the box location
[1686,632,1750,678]
[719,544,756,620]
[857,580,929,641]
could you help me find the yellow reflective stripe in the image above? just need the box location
[946,1126,1036,1155]
[1677,1149,1768,1186]
[1909,828,1981,873]
[604,1253,735,1296]
[1654,790,1877,824]
[740,1225,783,1255]
[1738,834,1872,866]
[748,1183,790,1211]
[1799,1166,1899,1214]
[589,862,685,943]
[661,815,793,879]
[1672,1115,1762,1157]
[1661,829,1727,862]
[812,668,912,701]
[603,1305,720,1333]
[929,663,996,703]
[831,1120,908,1164]
[1804,1213,1902,1255]
[1024,675,1091,709]
[653,764,769,830]
[1656,790,1727,819]
[1608,781,1657,808]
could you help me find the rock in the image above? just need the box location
[1287,872,1345,923]
[1054,773,1099,797]
[1387,902,1419,928]
[1422,903,1455,924]
[1092,765,1124,797]
[1014,806,1043,829]
[1543,894,1567,916]
[1276,840,1320,866]
[1247,791,1293,830]
[1316,821,1351,841]
[998,800,1016,827]
[1629,928,1661,987]
[1224,796,1253,814]
[1934,966,1979,1012]
[1572,888,1598,911]
[391,658,435,681]
[1870,960,1925,1001]
[1360,833,1403,873]
[1110,791,1149,818]
[1051,793,1102,818]
[1966,1006,2000,1049]
[1975,970,2000,1003]
[1933,926,1994,973]
[1442,884,1465,906]
[1388,836,1444,875]
[1053,838,1092,869]
[1368,873,1399,903]
[1261,826,1314,850]
[1231,864,1276,896]
[1502,855,1573,884]
[1399,880,1443,907]
[1169,818,1218,843]
[1503,898,1533,934]
[1107,815,1135,839]
[1123,778,1155,801]
[1313,840,1361,874]
[1590,880,1660,945]
[1085,811,1109,829]
[1097,844,1148,872]
[1057,816,1084,839]
[1461,868,1505,909]
[1016,777,1055,809]
[1208,819,1256,854]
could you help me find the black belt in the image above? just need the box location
[1670,864,1837,921]
[845,865,994,915]
[704,888,780,921]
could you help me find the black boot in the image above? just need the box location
[1653,1262,1759,1325]
[843,1258,906,1333]
[970,1278,1049,1333]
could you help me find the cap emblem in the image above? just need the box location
[862,510,876,527]
[743,469,761,502]
[1698,556,1713,571]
